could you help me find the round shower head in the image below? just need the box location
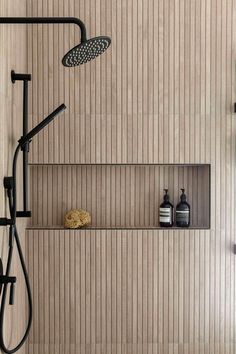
[62,36,111,67]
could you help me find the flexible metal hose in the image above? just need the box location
[0,144,32,353]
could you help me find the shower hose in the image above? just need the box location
[0,144,32,353]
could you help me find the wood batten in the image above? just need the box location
[26,228,236,354]
[26,0,236,353]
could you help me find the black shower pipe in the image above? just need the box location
[3,16,86,216]
[0,17,87,214]
[0,17,87,42]
[11,70,32,219]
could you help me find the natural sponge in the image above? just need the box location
[64,209,91,229]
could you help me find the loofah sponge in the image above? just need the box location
[64,209,91,229]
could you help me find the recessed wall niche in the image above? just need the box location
[29,164,210,229]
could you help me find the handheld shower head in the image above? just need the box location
[62,36,111,67]
[18,103,66,147]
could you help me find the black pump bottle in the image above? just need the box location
[176,188,190,227]
[159,189,174,227]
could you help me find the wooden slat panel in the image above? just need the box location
[26,0,236,353]
[26,228,236,354]
[26,0,224,165]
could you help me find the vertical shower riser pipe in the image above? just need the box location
[11,70,31,218]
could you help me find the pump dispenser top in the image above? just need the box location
[180,188,187,201]
[163,189,169,201]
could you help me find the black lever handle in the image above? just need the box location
[9,283,15,305]
[0,218,14,226]
[0,275,16,284]
[16,211,31,218]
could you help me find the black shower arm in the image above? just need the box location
[0,17,87,42]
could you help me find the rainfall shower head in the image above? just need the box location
[0,17,111,68]
[62,36,111,67]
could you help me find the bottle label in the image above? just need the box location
[160,208,172,223]
[176,210,189,222]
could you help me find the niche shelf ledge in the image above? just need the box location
[26,226,210,231]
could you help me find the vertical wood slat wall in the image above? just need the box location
[28,228,233,354]
[26,0,236,353]
[27,0,220,166]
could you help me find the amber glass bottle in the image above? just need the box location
[159,189,174,227]
[176,188,190,227]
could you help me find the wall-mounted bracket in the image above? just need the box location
[11,70,31,83]
[0,275,16,284]
[3,177,13,190]
[11,70,32,218]
[0,218,14,226]
[0,272,16,305]
[16,211,31,218]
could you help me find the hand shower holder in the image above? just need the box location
[11,71,31,83]
[0,177,13,226]
[0,275,16,305]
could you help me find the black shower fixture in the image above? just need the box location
[10,74,66,218]
[0,16,111,354]
[18,104,66,147]
[0,103,66,354]
[0,17,111,67]
[62,35,111,67]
